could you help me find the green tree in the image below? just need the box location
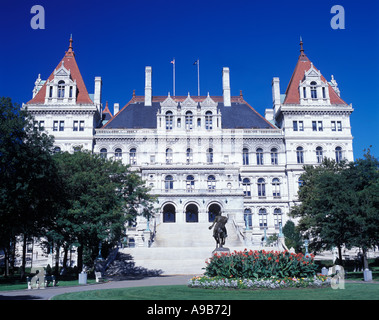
[282,220,302,253]
[0,97,60,277]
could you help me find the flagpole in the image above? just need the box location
[197,59,200,96]
[173,58,175,97]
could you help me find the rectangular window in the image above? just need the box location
[331,121,336,131]
[293,121,298,131]
[59,121,64,131]
[303,87,306,99]
[312,121,317,131]
[299,121,304,131]
[53,121,58,131]
[79,121,84,131]
[322,87,326,99]
[39,120,45,131]
[337,121,342,131]
[318,121,323,131]
[49,86,53,98]
[69,86,73,98]
[150,155,155,164]
[73,121,78,131]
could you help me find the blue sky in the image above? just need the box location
[0,0,378,159]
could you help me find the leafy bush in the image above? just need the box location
[204,249,318,279]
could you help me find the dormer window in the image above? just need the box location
[310,81,317,99]
[165,111,173,130]
[205,111,213,130]
[58,80,65,98]
[185,111,193,130]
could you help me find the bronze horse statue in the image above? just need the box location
[209,215,228,250]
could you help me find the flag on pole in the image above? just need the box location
[193,60,198,65]
[171,59,175,64]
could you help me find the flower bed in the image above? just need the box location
[188,275,331,290]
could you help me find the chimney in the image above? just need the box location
[113,103,119,115]
[145,66,152,106]
[272,77,281,114]
[222,67,231,107]
[94,76,102,111]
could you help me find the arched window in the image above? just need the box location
[256,148,264,165]
[207,175,216,192]
[185,111,193,130]
[185,203,199,223]
[205,111,212,130]
[206,148,213,164]
[335,146,343,163]
[272,178,280,197]
[316,146,323,163]
[244,208,252,229]
[100,148,107,159]
[114,148,122,161]
[163,203,176,223]
[242,148,249,165]
[166,148,173,164]
[164,175,174,191]
[53,146,61,154]
[165,111,173,130]
[296,146,304,164]
[257,178,266,197]
[259,208,267,229]
[310,81,317,99]
[186,175,195,192]
[186,148,193,164]
[274,208,282,228]
[271,148,278,165]
[129,148,136,165]
[58,80,65,98]
[242,178,251,197]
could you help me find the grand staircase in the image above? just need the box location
[120,221,246,275]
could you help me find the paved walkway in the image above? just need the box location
[0,275,197,300]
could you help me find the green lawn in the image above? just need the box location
[52,283,379,300]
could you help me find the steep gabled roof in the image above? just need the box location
[27,37,93,105]
[283,41,347,105]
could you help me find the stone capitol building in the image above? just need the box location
[23,38,354,270]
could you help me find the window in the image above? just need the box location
[312,121,317,131]
[244,208,252,228]
[100,148,107,159]
[58,81,65,98]
[257,178,266,197]
[205,111,213,130]
[337,121,342,131]
[316,146,323,163]
[259,208,267,229]
[165,111,173,130]
[53,121,58,131]
[299,121,304,131]
[256,148,264,165]
[49,86,53,98]
[166,148,173,164]
[207,175,216,192]
[186,175,195,192]
[271,148,278,165]
[242,148,249,165]
[296,146,304,164]
[331,121,336,131]
[177,118,181,128]
[197,118,201,127]
[53,146,61,154]
[318,121,323,131]
[150,155,156,164]
[298,177,304,187]
[206,148,213,164]
[185,111,193,130]
[272,178,280,197]
[310,81,317,99]
[335,147,343,163]
[186,148,193,164]
[38,121,44,131]
[73,120,78,131]
[79,121,84,131]
[114,148,122,161]
[274,208,283,228]
[59,121,64,132]
[322,87,326,99]
[242,178,251,197]
[129,148,137,165]
[164,175,174,191]
[293,121,298,131]
[69,86,73,98]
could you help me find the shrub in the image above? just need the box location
[204,249,318,279]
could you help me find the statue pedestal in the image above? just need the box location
[212,247,230,255]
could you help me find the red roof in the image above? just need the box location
[283,51,347,105]
[27,38,93,105]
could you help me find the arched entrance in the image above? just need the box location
[185,203,199,223]
[162,203,176,223]
[208,203,221,222]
